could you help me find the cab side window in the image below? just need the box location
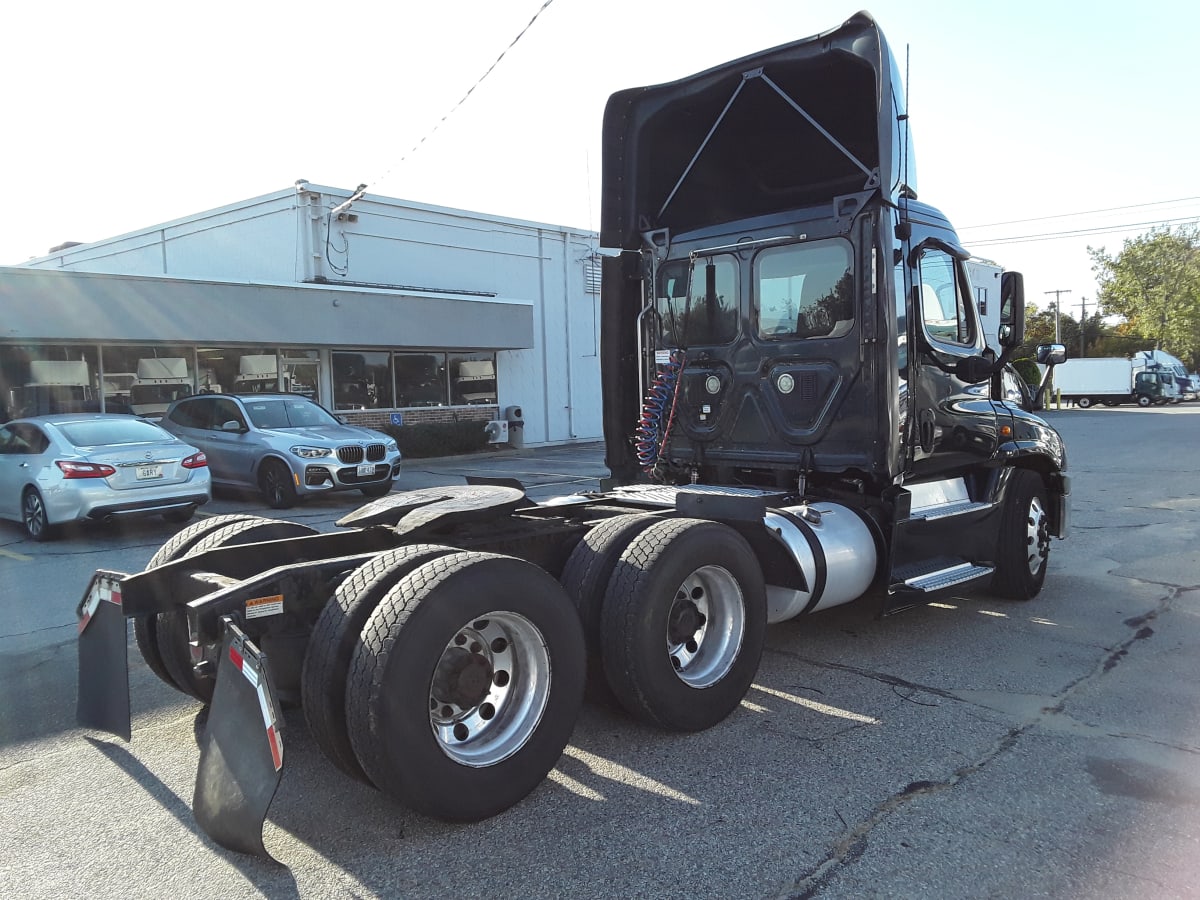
[917,249,973,346]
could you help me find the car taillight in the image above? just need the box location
[182,452,208,469]
[56,460,117,479]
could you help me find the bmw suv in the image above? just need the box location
[161,394,401,508]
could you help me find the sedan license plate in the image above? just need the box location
[357,463,376,478]
[136,464,163,480]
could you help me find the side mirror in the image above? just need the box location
[220,420,245,432]
[956,354,996,384]
[998,272,1025,348]
[1036,343,1067,366]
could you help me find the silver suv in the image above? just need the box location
[161,393,401,508]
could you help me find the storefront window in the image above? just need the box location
[280,350,319,400]
[394,353,448,408]
[332,351,394,410]
[449,352,497,405]
[102,345,195,416]
[0,344,101,419]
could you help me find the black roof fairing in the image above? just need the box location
[599,11,911,250]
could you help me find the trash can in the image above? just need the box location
[504,405,525,449]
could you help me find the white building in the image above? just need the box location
[1,182,603,445]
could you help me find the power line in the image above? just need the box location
[969,215,1200,248]
[342,0,558,205]
[957,195,1200,231]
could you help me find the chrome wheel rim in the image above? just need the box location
[665,565,745,688]
[1026,495,1049,575]
[429,611,550,768]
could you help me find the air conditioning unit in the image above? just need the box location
[484,419,509,444]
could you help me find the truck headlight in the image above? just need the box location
[291,446,333,459]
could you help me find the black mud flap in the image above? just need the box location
[76,570,132,742]
[193,618,284,863]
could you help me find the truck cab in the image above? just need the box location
[600,10,1068,607]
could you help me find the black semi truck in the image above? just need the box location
[77,11,1068,859]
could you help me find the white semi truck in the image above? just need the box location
[129,357,194,418]
[76,12,1070,862]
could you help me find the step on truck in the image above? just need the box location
[76,11,1069,861]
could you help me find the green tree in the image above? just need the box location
[1089,225,1200,368]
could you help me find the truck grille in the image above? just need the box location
[336,444,386,464]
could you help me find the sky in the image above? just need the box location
[3,0,1198,317]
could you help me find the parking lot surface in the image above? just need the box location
[1,409,1198,899]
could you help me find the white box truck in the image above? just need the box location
[1051,357,1173,407]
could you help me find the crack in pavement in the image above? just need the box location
[777,585,1184,899]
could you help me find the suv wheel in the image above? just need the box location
[259,459,299,509]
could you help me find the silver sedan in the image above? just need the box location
[0,414,211,541]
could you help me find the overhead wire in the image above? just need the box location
[365,0,557,196]
[968,214,1200,247]
[957,195,1200,231]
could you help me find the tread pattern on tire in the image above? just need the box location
[345,550,585,821]
[154,518,315,703]
[135,514,264,689]
[991,469,1049,601]
[599,517,766,732]
[301,543,456,783]
[559,513,661,702]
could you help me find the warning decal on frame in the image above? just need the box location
[245,594,284,619]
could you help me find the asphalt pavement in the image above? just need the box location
[1,411,1198,899]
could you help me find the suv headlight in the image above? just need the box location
[291,445,333,459]
[384,439,398,453]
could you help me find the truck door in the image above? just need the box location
[907,243,998,477]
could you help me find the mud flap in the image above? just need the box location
[76,571,131,742]
[193,618,284,862]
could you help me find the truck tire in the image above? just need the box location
[599,518,766,732]
[302,543,457,783]
[1137,394,1152,407]
[559,512,661,703]
[991,469,1050,601]
[1076,396,1093,409]
[346,551,585,822]
[154,518,317,703]
[134,514,264,690]
[259,459,299,509]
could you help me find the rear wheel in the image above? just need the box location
[21,488,55,542]
[134,514,264,690]
[259,459,298,509]
[302,543,457,783]
[991,469,1050,601]
[559,513,661,703]
[1076,396,1092,409]
[154,518,317,702]
[346,551,585,821]
[599,518,766,732]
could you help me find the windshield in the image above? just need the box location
[243,398,339,429]
[58,418,171,447]
[656,256,738,347]
[130,383,193,404]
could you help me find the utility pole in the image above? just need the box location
[1044,289,1071,344]
[1072,297,1088,358]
